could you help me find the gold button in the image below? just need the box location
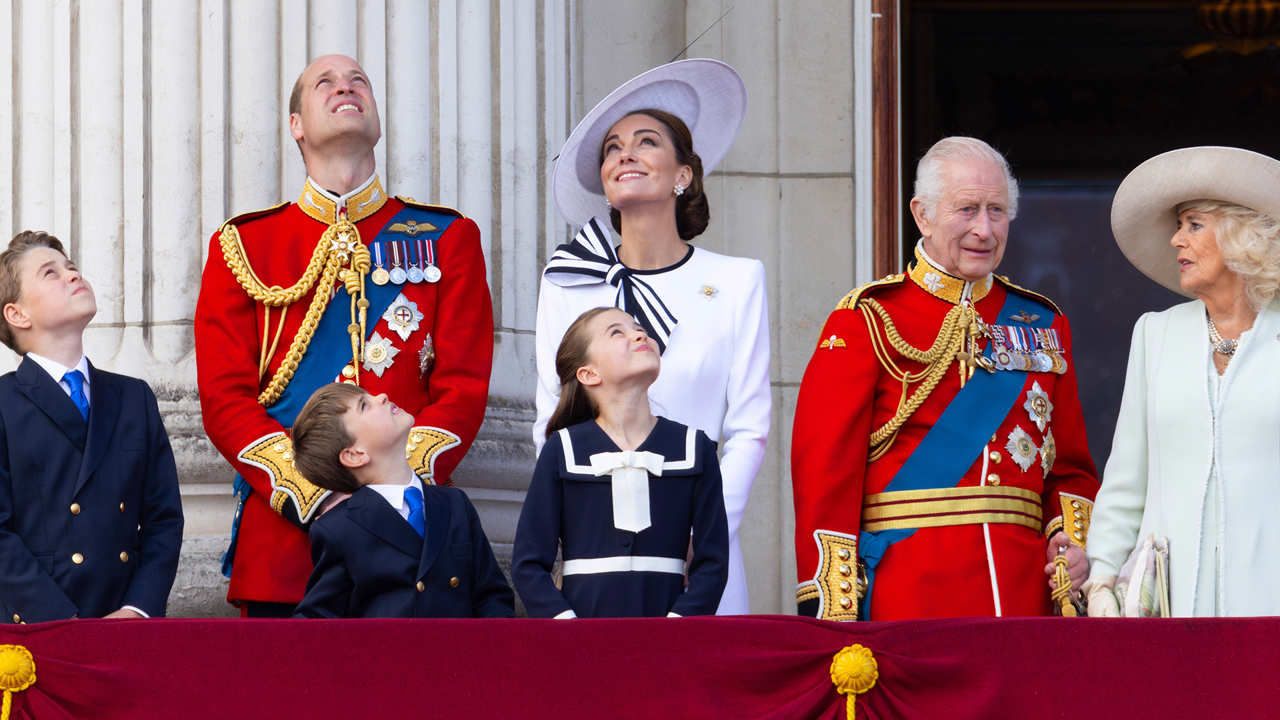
[839,597,853,610]
[412,434,424,444]
[838,564,852,577]
[986,473,1001,486]
[1074,520,1083,528]
[449,577,461,588]
[991,433,998,443]
[342,378,356,385]
[119,502,125,512]
[281,452,293,461]
[988,451,1002,463]
[341,364,356,379]
[70,502,81,515]
[11,614,19,623]
[1071,500,1081,509]
[72,553,84,564]
[273,442,286,452]
[837,548,851,561]
[119,551,129,562]
[416,581,425,592]
[839,580,853,593]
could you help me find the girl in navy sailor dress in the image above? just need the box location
[513,307,729,618]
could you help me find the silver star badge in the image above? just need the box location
[1005,425,1039,472]
[362,331,399,377]
[1023,381,1054,433]
[382,293,424,342]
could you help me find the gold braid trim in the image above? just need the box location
[860,298,969,460]
[220,222,332,307]
[406,426,462,484]
[238,433,330,524]
[221,219,370,407]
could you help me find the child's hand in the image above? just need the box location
[103,608,145,619]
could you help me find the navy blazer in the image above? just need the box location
[0,357,184,622]
[294,484,513,618]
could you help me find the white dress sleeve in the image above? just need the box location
[716,259,771,544]
[1087,311,1153,580]
[533,275,567,456]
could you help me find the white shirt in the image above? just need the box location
[26,352,92,404]
[534,244,772,615]
[367,473,426,524]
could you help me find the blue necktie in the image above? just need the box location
[63,370,89,421]
[403,485,426,538]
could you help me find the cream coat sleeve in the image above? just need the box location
[1087,312,1154,580]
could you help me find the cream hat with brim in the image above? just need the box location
[552,58,747,228]
[1111,146,1280,297]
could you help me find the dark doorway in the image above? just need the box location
[903,1,1280,469]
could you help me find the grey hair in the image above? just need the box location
[913,136,1019,222]
[1176,199,1280,310]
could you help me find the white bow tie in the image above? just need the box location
[589,450,664,533]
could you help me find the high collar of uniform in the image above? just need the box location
[297,174,387,225]
[908,241,993,305]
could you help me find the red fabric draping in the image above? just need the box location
[0,615,1274,719]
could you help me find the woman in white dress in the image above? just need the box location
[1087,146,1280,617]
[533,59,769,615]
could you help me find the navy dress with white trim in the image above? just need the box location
[513,416,729,618]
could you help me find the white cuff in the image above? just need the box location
[120,605,150,618]
[553,609,577,619]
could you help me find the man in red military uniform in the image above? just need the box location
[792,137,1098,621]
[195,55,493,616]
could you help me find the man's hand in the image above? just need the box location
[1043,531,1088,589]
[318,491,352,517]
[103,608,145,619]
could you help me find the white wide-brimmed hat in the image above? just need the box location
[552,58,747,227]
[1111,146,1280,296]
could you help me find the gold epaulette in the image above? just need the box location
[217,201,290,233]
[994,275,1062,315]
[835,273,906,311]
[396,196,463,218]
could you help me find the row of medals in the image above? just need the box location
[370,239,442,286]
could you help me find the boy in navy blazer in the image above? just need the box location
[0,231,183,622]
[290,383,513,618]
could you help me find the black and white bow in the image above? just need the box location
[543,217,679,353]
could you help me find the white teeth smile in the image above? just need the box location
[335,103,359,113]
[618,172,645,180]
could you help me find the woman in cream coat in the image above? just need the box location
[1087,146,1280,617]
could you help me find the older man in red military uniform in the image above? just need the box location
[195,55,493,616]
[792,136,1097,621]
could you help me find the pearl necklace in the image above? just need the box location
[1206,315,1238,356]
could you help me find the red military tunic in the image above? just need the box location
[195,175,493,606]
[791,246,1097,620]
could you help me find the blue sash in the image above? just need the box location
[857,289,1054,618]
[221,206,457,577]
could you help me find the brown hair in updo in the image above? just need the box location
[545,307,616,438]
[601,109,709,241]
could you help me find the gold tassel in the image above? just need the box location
[830,644,878,719]
[0,645,37,720]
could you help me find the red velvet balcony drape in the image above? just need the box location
[0,615,1274,719]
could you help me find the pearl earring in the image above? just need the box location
[673,184,686,197]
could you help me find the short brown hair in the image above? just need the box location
[602,109,710,241]
[0,231,67,354]
[292,383,366,493]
